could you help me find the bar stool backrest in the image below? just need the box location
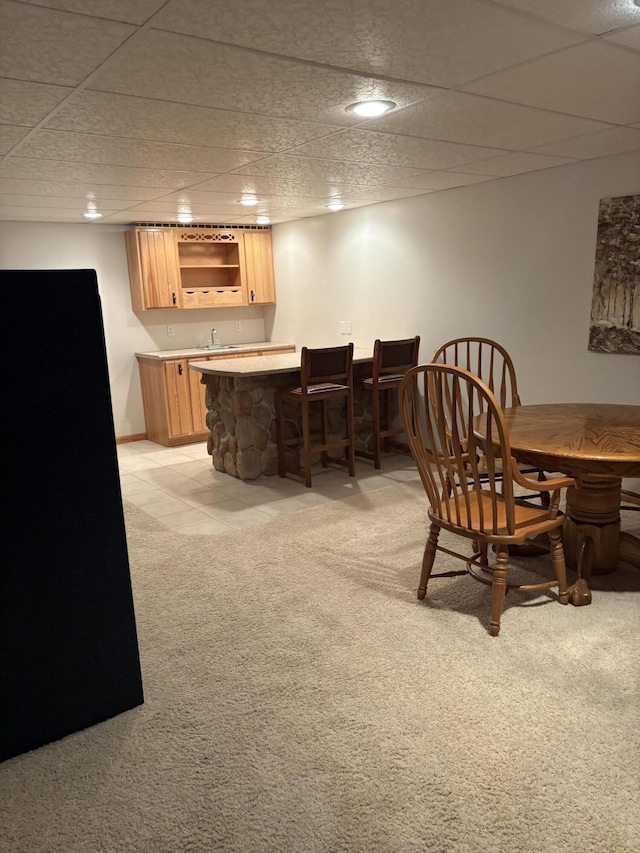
[300,343,354,390]
[373,337,420,381]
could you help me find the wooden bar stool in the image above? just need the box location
[275,344,356,488]
[357,336,420,469]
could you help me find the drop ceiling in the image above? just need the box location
[0,0,639,226]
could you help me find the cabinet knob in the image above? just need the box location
[172,292,177,304]
[178,364,183,375]
[250,290,255,302]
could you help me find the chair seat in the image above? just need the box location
[432,490,560,541]
[286,382,350,396]
[362,373,405,387]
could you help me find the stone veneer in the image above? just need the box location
[201,365,390,480]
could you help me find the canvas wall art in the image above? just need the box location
[588,194,639,355]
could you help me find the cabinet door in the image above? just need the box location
[126,228,180,310]
[164,359,195,438]
[188,359,209,434]
[244,231,276,304]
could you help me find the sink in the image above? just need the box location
[198,345,242,352]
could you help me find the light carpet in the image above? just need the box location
[1,481,639,853]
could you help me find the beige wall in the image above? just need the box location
[271,150,640,408]
[1,150,638,445]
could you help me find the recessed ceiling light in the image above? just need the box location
[256,215,271,224]
[239,196,260,206]
[345,99,396,118]
[83,211,102,219]
[324,201,346,211]
[177,213,194,223]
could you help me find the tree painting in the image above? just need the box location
[588,194,639,355]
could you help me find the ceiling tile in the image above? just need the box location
[0,1,135,86]
[461,41,640,124]
[0,157,215,189]
[88,29,439,126]
[529,126,640,159]
[603,23,640,50]
[492,0,640,35]
[44,91,339,151]
[383,171,495,190]
[179,175,337,199]
[230,154,428,187]
[20,0,168,25]
[336,185,436,201]
[150,0,586,88]
[287,128,507,171]
[15,129,269,173]
[157,190,323,211]
[369,90,610,150]
[122,200,252,219]
[0,192,142,210]
[0,203,119,221]
[451,151,575,177]
[0,177,171,201]
[0,126,30,154]
[0,79,73,126]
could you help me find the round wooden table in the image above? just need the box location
[476,403,640,605]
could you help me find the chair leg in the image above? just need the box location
[548,526,570,605]
[488,544,509,636]
[275,391,286,479]
[418,522,440,599]
[346,392,355,477]
[372,386,381,469]
[320,399,329,468]
[301,396,312,488]
[382,388,391,453]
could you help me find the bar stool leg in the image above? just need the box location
[372,385,381,469]
[276,391,286,478]
[347,392,356,477]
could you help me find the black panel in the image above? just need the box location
[0,270,144,762]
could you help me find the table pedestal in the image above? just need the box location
[562,475,629,605]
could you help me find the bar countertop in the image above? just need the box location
[136,341,295,360]
[189,347,373,377]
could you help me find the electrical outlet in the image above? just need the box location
[340,321,346,335]
[345,321,352,335]
[235,321,241,332]
[167,325,175,337]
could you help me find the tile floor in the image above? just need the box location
[117,440,420,535]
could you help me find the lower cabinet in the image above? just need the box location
[137,348,294,446]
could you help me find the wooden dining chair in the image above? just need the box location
[275,343,356,488]
[431,336,549,503]
[399,363,575,636]
[357,336,421,469]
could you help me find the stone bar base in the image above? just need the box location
[201,364,402,480]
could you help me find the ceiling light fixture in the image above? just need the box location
[345,99,396,118]
[239,196,260,206]
[324,201,346,211]
[256,215,271,224]
[83,210,102,220]
[177,213,194,223]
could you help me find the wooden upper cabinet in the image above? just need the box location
[125,226,275,310]
[244,230,276,305]
[176,229,248,309]
[125,228,180,310]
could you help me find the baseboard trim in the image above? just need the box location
[116,433,147,445]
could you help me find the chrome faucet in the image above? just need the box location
[211,328,220,347]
